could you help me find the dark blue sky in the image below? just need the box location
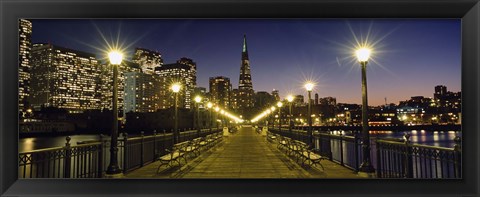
[30,19,461,106]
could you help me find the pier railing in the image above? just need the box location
[268,127,461,178]
[19,128,221,178]
[376,134,461,178]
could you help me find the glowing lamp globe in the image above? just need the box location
[277,102,283,108]
[305,82,314,91]
[194,96,202,103]
[207,102,213,108]
[171,83,181,93]
[108,51,123,65]
[356,48,371,62]
[286,95,294,102]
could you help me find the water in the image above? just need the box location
[19,134,102,152]
[329,130,461,148]
[19,130,461,153]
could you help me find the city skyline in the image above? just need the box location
[29,19,461,106]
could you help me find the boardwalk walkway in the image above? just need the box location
[126,126,362,178]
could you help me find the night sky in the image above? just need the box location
[30,19,461,106]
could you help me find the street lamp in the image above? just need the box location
[356,47,375,175]
[277,101,283,132]
[171,83,181,144]
[194,96,202,137]
[207,102,213,132]
[286,95,294,135]
[106,50,123,176]
[304,82,314,146]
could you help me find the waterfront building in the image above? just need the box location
[19,19,32,112]
[209,76,231,109]
[124,72,164,113]
[237,35,255,110]
[132,47,163,74]
[314,93,319,105]
[29,43,102,113]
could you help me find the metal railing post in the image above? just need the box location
[354,132,359,172]
[123,132,128,173]
[98,134,104,178]
[140,131,145,166]
[339,133,344,166]
[404,133,413,178]
[64,136,72,178]
[453,136,462,178]
[376,139,381,178]
[153,130,157,159]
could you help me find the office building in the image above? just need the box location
[124,72,164,113]
[19,19,32,112]
[155,58,197,109]
[29,43,102,113]
[209,76,231,109]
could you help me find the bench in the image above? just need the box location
[156,141,188,173]
[299,145,325,171]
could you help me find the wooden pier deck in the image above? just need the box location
[125,126,363,179]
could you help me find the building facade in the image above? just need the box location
[132,47,163,74]
[209,76,231,109]
[29,43,102,113]
[19,19,32,112]
[99,60,142,115]
[124,72,164,113]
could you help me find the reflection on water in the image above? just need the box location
[370,130,460,148]
[19,135,102,152]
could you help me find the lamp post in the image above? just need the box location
[277,101,283,132]
[286,95,294,135]
[207,102,213,132]
[194,96,202,137]
[305,82,314,146]
[171,83,181,144]
[106,50,123,176]
[356,47,375,175]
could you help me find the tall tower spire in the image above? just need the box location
[237,34,254,113]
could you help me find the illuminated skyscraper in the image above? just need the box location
[19,19,32,112]
[99,60,142,115]
[209,76,232,109]
[29,43,102,113]
[132,47,163,74]
[237,35,254,110]
[155,58,197,109]
[124,72,164,113]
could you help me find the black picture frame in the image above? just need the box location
[1,0,479,196]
